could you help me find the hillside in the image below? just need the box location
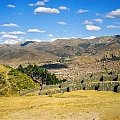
[0,35,120,66]
[40,35,120,57]
[0,45,59,67]
[0,64,37,96]
[0,35,120,80]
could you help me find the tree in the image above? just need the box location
[17,64,65,95]
[17,64,24,73]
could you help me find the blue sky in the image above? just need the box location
[0,0,120,44]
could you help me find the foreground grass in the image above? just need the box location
[0,90,120,120]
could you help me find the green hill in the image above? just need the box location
[0,64,37,96]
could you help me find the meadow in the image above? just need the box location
[0,90,120,120]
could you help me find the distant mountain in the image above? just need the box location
[0,35,120,66]
[0,44,59,67]
[23,35,120,57]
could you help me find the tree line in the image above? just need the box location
[17,64,67,94]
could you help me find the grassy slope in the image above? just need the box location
[0,90,120,120]
[0,64,37,96]
[0,64,10,75]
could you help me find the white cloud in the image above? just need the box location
[35,1,45,6]
[8,31,26,35]
[58,6,69,11]
[48,34,54,37]
[70,37,77,39]
[2,34,18,39]
[83,36,96,39]
[28,1,45,6]
[28,0,49,7]
[34,7,60,14]
[7,4,16,8]
[106,8,120,18]
[1,23,19,27]
[83,19,103,25]
[28,4,34,7]
[57,21,67,25]
[2,36,24,44]
[4,39,20,44]
[86,25,101,31]
[76,9,89,14]
[83,20,93,25]
[92,18,103,23]
[106,25,120,29]
[28,29,45,33]
[0,31,26,35]
[1,32,25,44]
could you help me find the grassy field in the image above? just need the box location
[0,90,120,120]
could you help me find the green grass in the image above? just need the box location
[0,64,38,96]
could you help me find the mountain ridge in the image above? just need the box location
[0,35,120,66]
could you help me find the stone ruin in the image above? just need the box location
[42,72,120,95]
[19,72,120,96]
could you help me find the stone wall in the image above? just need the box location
[72,81,120,92]
[19,81,120,96]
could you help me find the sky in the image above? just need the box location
[0,0,120,44]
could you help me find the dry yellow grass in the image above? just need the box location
[0,90,120,120]
[0,65,11,80]
[0,64,10,75]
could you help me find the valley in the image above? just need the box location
[0,35,120,120]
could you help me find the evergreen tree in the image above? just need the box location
[17,64,66,94]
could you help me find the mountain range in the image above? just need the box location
[0,35,120,67]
